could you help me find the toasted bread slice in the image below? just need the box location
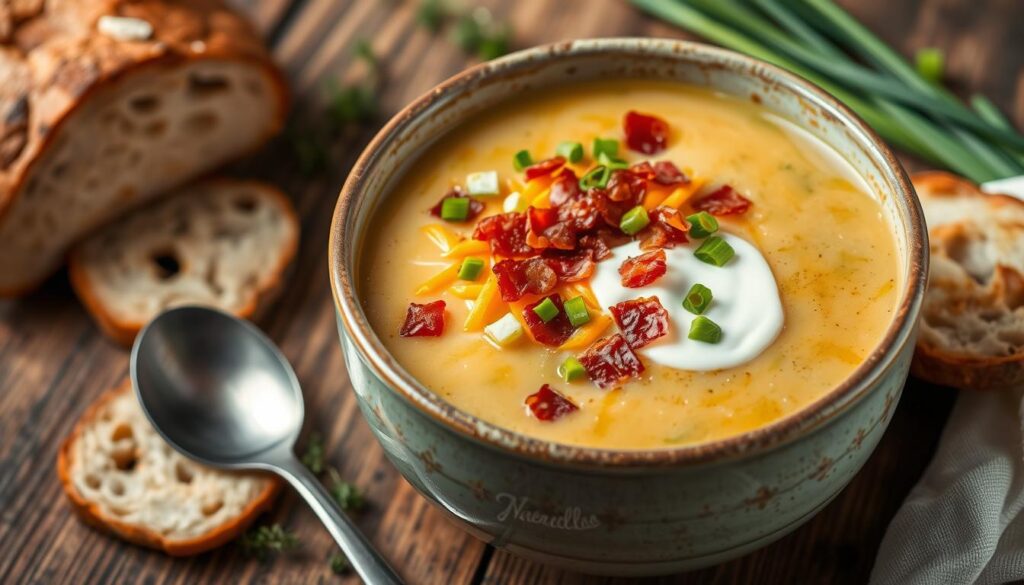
[68,179,299,346]
[57,380,281,555]
[912,171,1024,391]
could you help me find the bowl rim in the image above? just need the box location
[328,38,927,469]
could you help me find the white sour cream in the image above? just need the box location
[590,234,783,371]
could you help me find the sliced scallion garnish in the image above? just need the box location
[484,313,523,346]
[598,152,629,170]
[688,315,722,344]
[466,171,500,196]
[687,211,719,238]
[556,141,584,163]
[513,149,533,172]
[558,357,587,382]
[532,297,560,323]
[694,236,734,266]
[457,258,485,281]
[592,137,619,160]
[619,206,650,235]
[440,197,470,221]
[682,284,713,315]
[579,165,611,190]
[564,296,591,327]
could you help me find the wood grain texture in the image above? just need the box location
[0,0,1019,583]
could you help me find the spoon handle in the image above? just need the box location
[276,455,404,585]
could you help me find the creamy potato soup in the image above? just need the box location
[361,81,900,450]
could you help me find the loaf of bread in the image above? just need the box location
[57,380,281,555]
[912,171,1024,391]
[0,0,287,296]
[69,179,299,346]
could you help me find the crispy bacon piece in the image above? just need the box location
[525,384,579,421]
[473,212,536,257]
[548,168,581,207]
[619,249,667,288]
[624,111,670,154]
[558,195,602,232]
[543,249,596,282]
[610,297,669,349]
[493,257,557,301]
[692,185,752,216]
[579,334,645,389]
[429,188,484,221]
[606,169,647,204]
[399,300,446,337]
[639,207,690,250]
[579,229,630,261]
[522,294,575,347]
[652,161,687,186]
[526,206,575,250]
[524,156,566,181]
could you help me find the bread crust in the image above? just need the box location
[56,380,283,556]
[0,0,289,296]
[67,179,300,347]
[912,171,1024,391]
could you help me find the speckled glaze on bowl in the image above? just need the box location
[329,39,926,576]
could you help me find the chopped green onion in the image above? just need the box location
[466,171,500,196]
[484,313,523,346]
[694,236,734,266]
[914,48,944,83]
[619,206,650,235]
[513,149,533,172]
[592,137,619,159]
[503,191,527,213]
[688,315,722,344]
[579,165,611,190]
[564,296,591,327]
[556,141,584,163]
[686,211,719,238]
[558,357,587,382]
[440,197,470,221]
[598,152,629,170]
[682,283,713,314]
[532,297,560,323]
[458,258,485,281]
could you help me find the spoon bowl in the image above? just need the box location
[131,306,402,585]
[132,306,302,466]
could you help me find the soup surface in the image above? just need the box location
[361,81,900,449]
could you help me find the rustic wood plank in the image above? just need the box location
[0,0,1020,584]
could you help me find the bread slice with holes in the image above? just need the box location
[0,0,288,296]
[912,171,1024,391]
[68,179,299,346]
[57,380,281,555]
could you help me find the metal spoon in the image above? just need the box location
[130,305,403,585]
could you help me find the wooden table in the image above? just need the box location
[1,0,1021,583]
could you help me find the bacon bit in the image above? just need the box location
[429,188,484,221]
[492,257,557,301]
[639,207,690,250]
[548,168,581,207]
[522,294,575,347]
[524,156,566,181]
[692,185,752,216]
[579,229,630,261]
[526,206,576,250]
[543,250,596,282]
[579,334,645,389]
[473,212,536,258]
[400,300,446,337]
[525,384,578,421]
[628,161,656,180]
[652,161,688,186]
[557,195,601,232]
[624,111,670,154]
[619,249,667,288]
[606,169,647,204]
[610,297,669,349]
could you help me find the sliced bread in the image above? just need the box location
[912,171,1024,391]
[0,0,288,296]
[57,380,281,555]
[69,179,299,346]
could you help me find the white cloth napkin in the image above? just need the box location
[871,177,1024,585]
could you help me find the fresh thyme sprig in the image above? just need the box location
[301,431,326,474]
[328,467,367,512]
[239,524,300,561]
[416,0,512,61]
[330,553,352,575]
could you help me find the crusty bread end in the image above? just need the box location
[912,171,1024,391]
[57,380,282,556]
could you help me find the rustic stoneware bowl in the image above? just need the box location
[329,38,926,576]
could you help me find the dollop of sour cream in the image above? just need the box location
[590,234,783,371]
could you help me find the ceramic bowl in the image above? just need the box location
[329,38,926,576]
